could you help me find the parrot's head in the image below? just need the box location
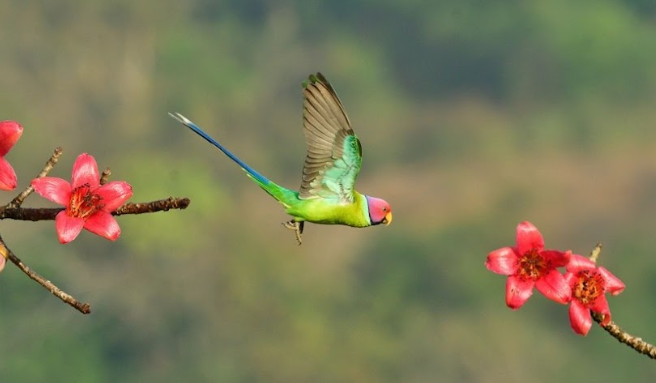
[365,196,393,226]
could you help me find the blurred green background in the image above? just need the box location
[2,0,656,381]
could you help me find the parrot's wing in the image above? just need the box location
[298,73,362,203]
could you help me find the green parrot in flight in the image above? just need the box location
[170,73,392,244]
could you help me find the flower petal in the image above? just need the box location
[566,254,596,273]
[31,177,72,205]
[569,299,593,336]
[535,268,571,304]
[563,271,577,288]
[506,275,535,309]
[84,211,121,241]
[540,249,572,268]
[55,211,85,244]
[0,121,23,156]
[71,153,100,189]
[486,247,519,275]
[515,221,544,255]
[95,181,133,212]
[588,294,612,325]
[0,157,17,191]
[598,267,625,296]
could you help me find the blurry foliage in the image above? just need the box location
[1,0,656,382]
[116,153,228,255]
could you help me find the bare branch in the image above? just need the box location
[0,197,190,221]
[113,197,191,215]
[589,243,602,263]
[0,235,91,314]
[593,312,656,359]
[6,147,63,209]
[100,167,111,185]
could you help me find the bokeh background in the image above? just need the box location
[2,0,656,381]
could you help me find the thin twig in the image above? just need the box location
[589,243,602,263]
[100,168,111,185]
[113,197,191,215]
[0,235,91,314]
[585,244,655,358]
[6,147,63,209]
[0,197,188,314]
[592,312,656,359]
[0,197,190,221]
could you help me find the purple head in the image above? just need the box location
[365,196,393,226]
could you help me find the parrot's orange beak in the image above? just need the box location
[383,212,392,226]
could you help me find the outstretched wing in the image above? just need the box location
[299,73,362,203]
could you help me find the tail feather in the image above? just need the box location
[169,112,298,207]
[169,112,270,185]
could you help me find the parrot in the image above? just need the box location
[169,72,392,244]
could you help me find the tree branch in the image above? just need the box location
[0,235,91,314]
[114,197,191,215]
[0,197,189,314]
[99,168,111,185]
[592,312,656,359]
[6,146,63,209]
[0,197,190,221]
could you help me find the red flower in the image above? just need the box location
[0,120,23,190]
[31,153,133,244]
[486,221,572,309]
[564,254,625,336]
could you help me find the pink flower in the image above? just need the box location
[31,153,133,244]
[0,120,23,190]
[564,254,625,336]
[486,221,572,309]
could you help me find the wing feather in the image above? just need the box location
[298,73,362,202]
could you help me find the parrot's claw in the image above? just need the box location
[283,220,304,245]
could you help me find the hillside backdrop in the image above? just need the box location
[2,1,656,381]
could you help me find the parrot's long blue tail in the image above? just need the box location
[169,112,271,186]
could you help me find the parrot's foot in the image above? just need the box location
[282,220,304,245]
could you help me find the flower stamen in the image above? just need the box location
[518,248,548,281]
[573,270,605,305]
[66,183,104,219]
